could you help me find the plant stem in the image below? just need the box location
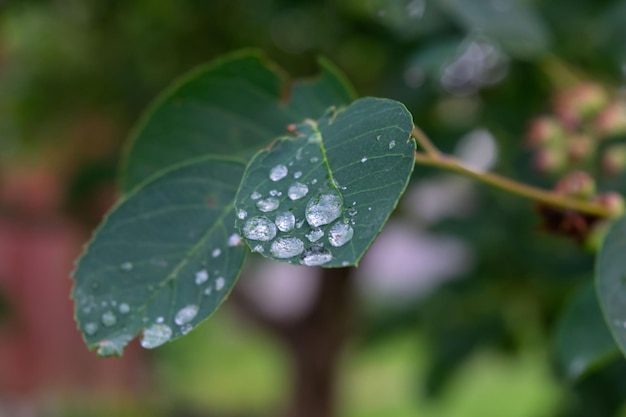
[410,131,615,219]
[412,126,442,158]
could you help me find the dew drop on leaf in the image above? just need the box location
[361,157,367,163]
[288,182,309,200]
[175,305,199,325]
[181,324,193,335]
[215,277,225,291]
[305,188,343,227]
[305,228,324,242]
[250,191,262,200]
[237,209,248,219]
[275,211,296,232]
[389,140,396,149]
[156,316,164,323]
[212,248,221,258]
[118,303,130,314]
[294,171,303,179]
[253,244,265,252]
[300,244,333,266]
[141,323,172,349]
[120,262,133,272]
[195,269,209,285]
[328,221,354,247]
[101,311,117,327]
[256,197,280,212]
[269,164,288,181]
[85,322,98,335]
[270,237,305,258]
[228,233,242,247]
[243,216,277,241]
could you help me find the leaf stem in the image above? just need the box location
[410,130,615,219]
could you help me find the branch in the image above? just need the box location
[411,132,616,219]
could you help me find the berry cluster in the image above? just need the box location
[526,82,626,175]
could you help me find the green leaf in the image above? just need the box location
[597,215,626,359]
[72,157,247,356]
[234,97,415,268]
[120,49,355,193]
[555,281,618,380]
[440,0,551,58]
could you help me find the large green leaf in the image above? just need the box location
[555,281,618,380]
[72,157,246,356]
[597,215,626,358]
[120,49,355,193]
[234,97,415,268]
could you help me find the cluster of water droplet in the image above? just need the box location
[239,140,357,266]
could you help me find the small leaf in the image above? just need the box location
[597,215,626,358]
[555,281,618,380]
[235,97,415,268]
[121,50,355,193]
[72,157,246,356]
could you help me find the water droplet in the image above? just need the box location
[228,233,242,247]
[294,171,303,179]
[270,164,288,181]
[256,197,280,212]
[311,179,318,185]
[101,301,108,307]
[243,216,277,241]
[101,311,117,327]
[175,305,199,326]
[368,207,372,211]
[328,221,354,247]
[97,334,132,356]
[119,303,130,314]
[305,188,343,227]
[361,157,368,163]
[376,135,382,141]
[195,269,209,285]
[270,237,305,259]
[253,244,265,252]
[347,207,358,217]
[212,248,221,258]
[141,324,172,349]
[251,191,262,200]
[85,322,98,335]
[275,211,296,232]
[288,182,309,200]
[215,277,225,291]
[237,209,248,219]
[310,157,319,163]
[204,287,212,296]
[305,228,324,242]
[181,324,193,335]
[389,140,396,149]
[120,262,133,272]
[156,316,164,323]
[300,245,333,266]
[342,261,350,266]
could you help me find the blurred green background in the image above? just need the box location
[1,0,626,416]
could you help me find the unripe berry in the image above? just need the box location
[601,144,626,176]
[554,83,609,127]
[584,221,609,253]
[533,148,566,174]
[595,101,626,138]
[594,192,626,218]
[566,134,595,163]
[526,116,565,149]
[554,171,596,198]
